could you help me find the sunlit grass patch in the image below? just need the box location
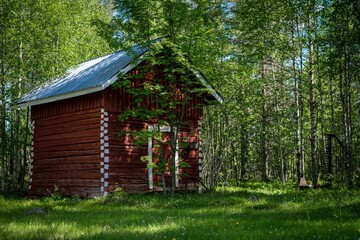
[0,183,359,240]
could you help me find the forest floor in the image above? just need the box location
[0,182,359,240]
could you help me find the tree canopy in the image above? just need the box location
[1,0,359,194]
[0,0,113,193]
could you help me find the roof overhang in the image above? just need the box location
[16,52,146,108]
[16,85,104,108]
[17,42,223,108]
[192,69,223,104]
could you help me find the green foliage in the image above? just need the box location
[201,0,360,188]
[0,0,113,194]
[113,37,211,193]
[2,0,360,197]
[47,185,63,201]
[100,187,132,205]
[0,184,359,239]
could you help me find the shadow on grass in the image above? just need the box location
[0,185,359,240]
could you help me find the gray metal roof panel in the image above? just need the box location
[18,45,147,105]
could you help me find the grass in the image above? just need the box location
[0,182,359,240]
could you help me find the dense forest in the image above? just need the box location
[1,0,359,194]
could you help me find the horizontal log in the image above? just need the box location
[33,170,101,180]
[29,186,101,197]
[108,168,147,176]
[34,120,100,138]
[111,142,146,149]
[34,138,100,149]
[108,126,147,134]
[108,162,146,168]
[34,149,100,160]
[32,163,100,172]
[34,128,99,143]
[35,111,100,126]
[34,142,101,153]
[31,178,101,187]
[107,177,148,185]
[34,155,100,165]
[107,151,145,158]
[109,145,147,153]
[107,115,149,125]
[116,184,149,192]
[109,156,143,164]
[34,107,101,126]
[107,137,137,146]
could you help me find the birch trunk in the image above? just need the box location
[261,62,269,181]
[308,9,318,186]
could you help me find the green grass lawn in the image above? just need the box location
[0,182,359,240]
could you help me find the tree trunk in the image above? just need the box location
[308,12,317,186]
[0,33,7,192]
[20,107,30,193]
[12,23,24,192]
[277,101,285,185]
[307,0,317,186]
[261,62,269,182]
[1,68,6,193]
[354,0,360,22]
[343,48,353,188]
[295,13,305,179]
[317,44,326,181]
[240,124,249,180]
[170,127,176,195]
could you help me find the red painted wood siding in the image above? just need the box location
[104,66,204,120]
[101,66,205,191]
[104,114,148,192]
[29,66,205,197]
[29,93,103,198]
[31,92,102,119]
[104,111,201,192]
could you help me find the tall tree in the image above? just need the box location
[204,0,360,188]
[110,0,228,192]
[0,0,112,194]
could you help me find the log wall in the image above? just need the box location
[29,92,103,198]
[29,69,205,197]
[103,112,202,192]
[102,76,204,192]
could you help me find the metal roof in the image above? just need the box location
[17,43,223,107]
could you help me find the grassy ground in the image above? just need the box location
[0,182,359,240]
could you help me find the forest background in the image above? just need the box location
[1,0,359,195]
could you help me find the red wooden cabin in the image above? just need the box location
[18,42,223,198]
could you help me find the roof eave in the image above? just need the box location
[192,69,224,104]
[16,85,104,108]
[17,51,148,108]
